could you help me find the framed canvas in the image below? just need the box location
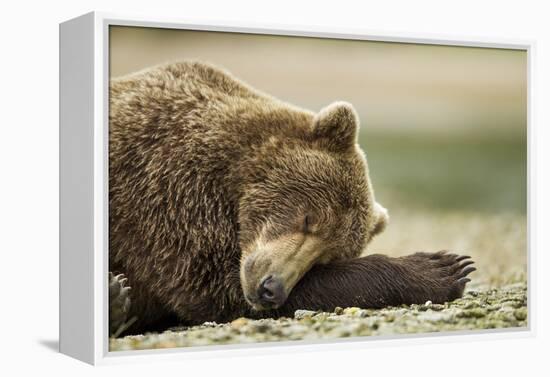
[59,11,533,365]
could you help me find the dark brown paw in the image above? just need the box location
[109,272,132,336]
[401,250,476,303]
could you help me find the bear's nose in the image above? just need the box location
[257,275,286,308]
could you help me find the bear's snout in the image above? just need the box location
[257,275,287,308]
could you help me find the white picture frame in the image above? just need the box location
[59,11,535,365]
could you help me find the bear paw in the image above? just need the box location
[109,272,132,337]
[401,250,476,303]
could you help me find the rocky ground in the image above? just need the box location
[109,281,527,351]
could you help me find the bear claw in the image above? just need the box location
[459,266,477,278]
[456,277,471,285]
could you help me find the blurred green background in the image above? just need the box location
[366,130,526,214]
[110,26,527,286]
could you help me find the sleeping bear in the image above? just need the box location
[108,62,475,335]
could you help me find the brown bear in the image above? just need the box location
[108,61,475,335]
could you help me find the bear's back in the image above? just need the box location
[110,61,266,119]
[110,61,313,135]
[109,61,315,174]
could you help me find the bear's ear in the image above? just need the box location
[312,101,359,153]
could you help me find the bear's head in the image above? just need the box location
[238,101,388,311]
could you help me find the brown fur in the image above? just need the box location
[109,62,473,334]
